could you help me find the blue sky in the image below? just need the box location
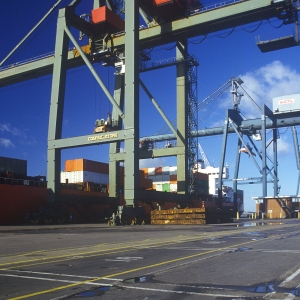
[1,0,300,211]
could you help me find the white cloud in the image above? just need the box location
[238,61,300,118]
[20,136,37,146]
[0,123,21,136]
[277,136,291,154]
[266,135,291,158]
[0,138,14,147]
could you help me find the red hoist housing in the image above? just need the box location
[140,0,201,22]
[91,6,125,33]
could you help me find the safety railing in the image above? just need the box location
[256,27,299,44]
[0,177,47,187]
[0,52,55,72]
[188,0,245,16]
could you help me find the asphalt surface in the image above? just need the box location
[1,218,300,299]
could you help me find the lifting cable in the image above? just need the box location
[189,34,208,44]
[237,84,262,113]
[241,20,263,33]
[215,26,236,38]
[268,19,285,29]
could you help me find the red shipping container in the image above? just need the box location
[155,167,162,175]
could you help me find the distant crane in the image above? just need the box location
[198,142,211,168]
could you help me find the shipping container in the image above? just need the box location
[155,167,162,175]
[61,171,109,185]
[156,183,163,192]
[169,166,177,175]
[162,183,170,192]
[162,166,170,174]
[65,159,109,174]
[0,156,27,178]
[170,183,177,192]
[148,167,155,176]
[170,174,177,183]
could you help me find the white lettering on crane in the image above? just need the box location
[88,133,118,141]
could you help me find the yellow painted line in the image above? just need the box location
[1,224,296,269]
[3,234,215,270]
[8,231,290,300]
[0,235,206,268]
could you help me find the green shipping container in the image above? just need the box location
[162,183,170,192]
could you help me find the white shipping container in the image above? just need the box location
[148,175,171,184]
[162,166,169,174]
[61,171,109,184]
[169,166,177,175]
[170,183,177,192]
[155,184,163,192]
[147,167,155,176]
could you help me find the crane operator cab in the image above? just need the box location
[94,114,115,133]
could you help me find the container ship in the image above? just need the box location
[0,156,244,225]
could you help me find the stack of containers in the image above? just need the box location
[61,158,152,189]
[61,159,109,185]
[142,166,209,195]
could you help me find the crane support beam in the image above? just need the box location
[0,0,293,87]
[48,129,134,150]
[145,110,300,143]
[126,0,290,51]
[46,109,300,158]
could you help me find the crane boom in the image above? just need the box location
[0,0,297,87]
[198,143,211,168]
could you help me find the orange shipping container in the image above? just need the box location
[65,159,109,174]
[170,174,177,183]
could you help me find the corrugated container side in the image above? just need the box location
[169,166,177,175]
[162,174,170,182]
[65,159,109,173]
[140,178,153,189]
[156,184,163,192]
[162,166,169,174]
[195,179,209,188]
[84,160,109,174]
[147,175,159,183]
[162,183,170,192]
[61,171,109,185]
[155,167,162,175]
[170,174,177,183]
[170,183,177,192]
[148,167,155,176]
[195,172,209,180]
